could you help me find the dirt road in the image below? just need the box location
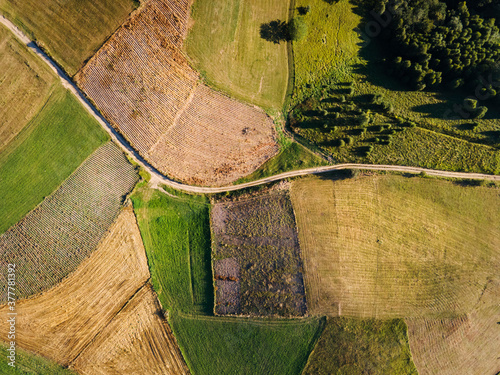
[2,15,499,194]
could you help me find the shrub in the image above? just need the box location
[463,98,478,110]
[297,6,310,15]
[338,139,345,147]
[288,17,308,41]
[473,106,488,119]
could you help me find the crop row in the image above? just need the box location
[0,143,138,302]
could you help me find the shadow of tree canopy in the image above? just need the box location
[260,20,289,44]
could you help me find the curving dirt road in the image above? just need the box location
[2,15,499,194]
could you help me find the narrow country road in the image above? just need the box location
[2,15,499,194]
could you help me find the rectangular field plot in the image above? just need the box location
[303,317,417,375]
[0,142,138,302]
[0,0,138,75]
[291,174,500,319]
[211,189,307,317]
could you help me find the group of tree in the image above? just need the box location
[260,17,307,43]
[371,0,500,97]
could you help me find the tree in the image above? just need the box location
[288,17,308,41]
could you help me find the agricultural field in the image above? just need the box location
[132,186,323,374]
[406,279,500,375]
[289,0,500,173]
[0,143,138,302]
[211,188,306,316]
[303,317,417,374]
[0,87,110,234]
[0,23,56,153]
[73,284,190,375]
[170,313,322,375]
[0,207,189,374]
[185,0,290,110]
[290,174,500,318]
[0,343,76,375]
[0,0,138,75]
[77,0,278,186]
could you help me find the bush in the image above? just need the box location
[288,17,308,41]
[473,106,488,119]
[463,98,478,110]
[338,139,345,147]
[297,6,310,15]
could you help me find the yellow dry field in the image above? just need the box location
[0,23,56,154]
[290,175,500,319]
[73,284,190,375]
[0,207,188,374]
[77,0,277,186]
[406,279,500,375]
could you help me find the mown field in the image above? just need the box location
[291,174,500,318]
[290,0,500,173]
[0,343,76,375]
[0,0,138,75]
[303,317,417,375]
[132,186,323,375]
[0,23,56,153]
[0,143,138,301]
[0,87,109,235]
[186,0,290,110]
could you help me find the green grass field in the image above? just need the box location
[0,0,138,75]
[236,142,327,183]
[291,174,500,318]
[132,186,323,375]
[171,313,322,375]
[0,23,57,153]
[303,317,417,375]
[290,0,500,173]
[186,0,290,110]
[0,343,76,374]
[131,187,213,315]
[0,87,109,234]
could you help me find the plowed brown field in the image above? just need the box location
[0,208,189,374]
[76,0,278,186]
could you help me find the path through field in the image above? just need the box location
[0,14,498,194]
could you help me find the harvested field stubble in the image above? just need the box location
[211,190,307,316]
[77,0,278,186]
[73,284,190,375]
[0,142,138,302]
[406,279,500,375]
[0,208,189,374]
[291,175,500,318]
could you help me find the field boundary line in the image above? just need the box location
[1,15,499,195]
[68,279,151,368]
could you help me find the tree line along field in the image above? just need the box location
[291,173,500,374]
[131,186,323,375]
[77,0,279,186]
[0,207,190,374]
[289,0,500,174]
[0,143,138,302]
[0,0,138,76]
[185,0,290,111]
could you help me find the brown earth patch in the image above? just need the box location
[76,0,278,186]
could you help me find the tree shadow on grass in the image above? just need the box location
[260,20,288,44]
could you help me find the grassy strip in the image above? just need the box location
[0,87,109,234]
[132,186,323,375]
[236,142,327,183]
[171,313,322,375]
[0,0,137,75]
[303,317,417,375]
[131,187,213,315]
[0,343,76,374]
[185,0,289,110]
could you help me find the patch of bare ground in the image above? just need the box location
[76,0,278,186]
[211,189,307,317]
[406,279,500,375]
[0,208,189,374]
